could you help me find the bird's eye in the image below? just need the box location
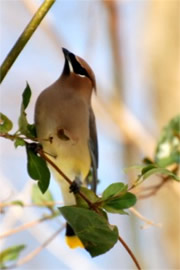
[69,53,90,78]
[62,48,91,79]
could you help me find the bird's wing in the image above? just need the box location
[88,107,98,192]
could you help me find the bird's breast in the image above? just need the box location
[43,134,91,181]
[35,88,91,181]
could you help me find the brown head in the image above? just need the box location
[61,48,96,93]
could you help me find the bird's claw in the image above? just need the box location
[69,177,82,194]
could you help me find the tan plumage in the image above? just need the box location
[35,48,98,207]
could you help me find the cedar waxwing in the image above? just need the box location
[35,48,98,248]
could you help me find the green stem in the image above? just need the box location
[0,0,55,83]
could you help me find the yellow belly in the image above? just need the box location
[42,136,91,205]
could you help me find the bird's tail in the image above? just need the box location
[65,223,84,249]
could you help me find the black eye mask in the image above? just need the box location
[68,53,90,78]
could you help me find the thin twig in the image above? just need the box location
[0,200,63,209]
[6,225,64,269]
[118,235,141,270]
[38,149,97,211]
[0,214,57,239]
[0,0,55,83]
[138,165,179,199]
[138,180,168,199]
[0,133,16,141]
[130,207,162,229]
[0,132,51,144]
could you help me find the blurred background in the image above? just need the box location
[0,0,180,269]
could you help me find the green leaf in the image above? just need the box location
[0,245,25,267]
[155,115,180,166]
[102,183,128,200]
[156,152,180,167]
[135,163,180,185]
[18,84,36,138]
[14,138,26,148]
[103,206,128,215]
[98,208,109,220]
[103,192,136,214]
[18,103,29,137]
[11,200,24,207]
[26,144,50,193]
[22,83,31,110]
[59,206,119,257]
[0,113,13,133]
[75,187,99,208]
[31,184,54,205]
[27,124,37,138]
[141,167,180,182]
[141,164,157,175]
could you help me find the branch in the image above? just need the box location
[0,214,57,239]
[22,0,64,54]
[129,207,162,229]
[138,179,168,199]
[0,0,55,83]
[0,200,63,209]
[138,165,179,199]
[6,226,64,269]
[118,235,141,270]
[38,149,97,211]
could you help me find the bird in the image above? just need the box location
[34,48,98,249]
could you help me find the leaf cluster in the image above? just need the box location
[155,115,180,167]
[0,83,50,193]
[59,183,136,256]
[130,115,180,187]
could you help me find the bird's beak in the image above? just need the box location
[62,48,73,75]
[62,48,71,61]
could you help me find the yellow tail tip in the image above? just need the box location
[65,236,84,249]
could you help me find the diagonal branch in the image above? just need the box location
[6,225,64,269]
[38,149,97,211]
[130,207,162,229]
[0,0,55,83]
[0,200,63,209]
[0,214,57,239]
[118,235,141,270]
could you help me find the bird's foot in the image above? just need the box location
[69,177,82,194]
